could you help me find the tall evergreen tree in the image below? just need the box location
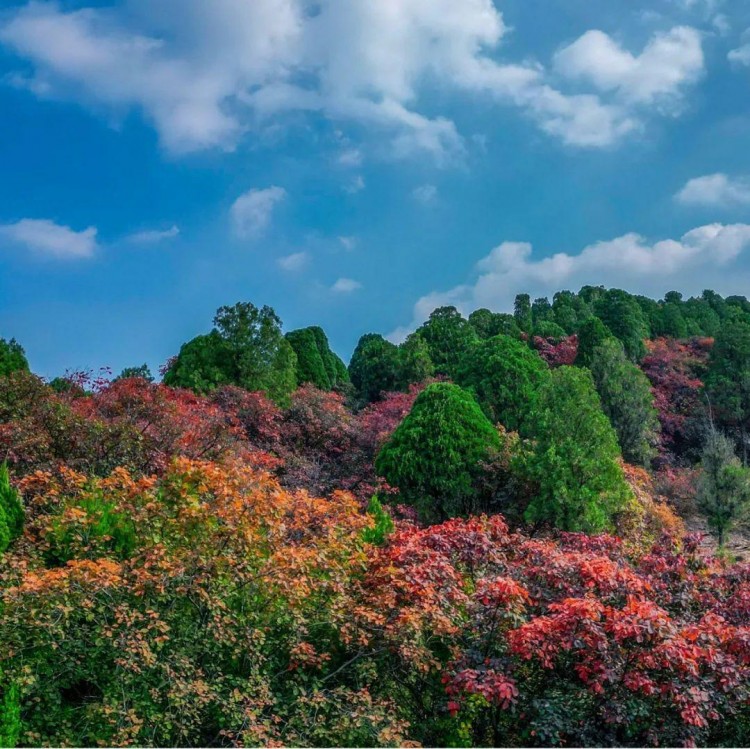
[375,383,501,522]
[521,367,632,533]
[589,338,660,466]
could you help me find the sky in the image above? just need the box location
[1,0,750,377]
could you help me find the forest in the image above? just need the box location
[1,285,750,747]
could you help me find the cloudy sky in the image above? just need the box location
[1,0,750,375]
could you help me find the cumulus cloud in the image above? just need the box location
[554,26,704,107]
[126,225,180,244]
[390,223,750,340]
[230,186,286,238]
[412,184,437,204]
[0,1,703,157]
[331,277,362,293]
[277,251,308,271]
[0,218,98,259]
[676,173,750,207]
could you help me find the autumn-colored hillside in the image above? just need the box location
[2,286,750,747]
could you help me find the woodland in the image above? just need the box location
[1,286,750,747]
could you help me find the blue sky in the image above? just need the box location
[1,0,750,377]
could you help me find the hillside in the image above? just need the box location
[1,286,750,747]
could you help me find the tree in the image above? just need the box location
[521,367,632,533]
[162,331,236,392]
[468,309,521,340]
[348,334,400,403]
[513,294,533,332]
[286,326,349,391]
[454,335,549,432]
[589,338,660,466]
[0,338,29,378]
[575,316,612,368]
[375,383,501,522]
[414,307,478,377]
[164,303,297,405]
[115,364,154,382]
[594,289,649,361]
[705,319,750,461]
[0,463,23,554]
[697,427,750,547]
[286,328,332,390]
[397,333,434,388]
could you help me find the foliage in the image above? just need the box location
[520,367,633,533]
[0,463,23,555]
[397,333,434,389]
[589,338,660,466]
[349,334,400,403]
[575,316,613,367]
[704,319,750,460]
[375,383,501,522]
[115,364,154,382]
[594,289,650,361]
[455,335,549,432]
[286,326,348,391]
[0,340,29,379]
[164,303,298,405]
[697,427,750,547]
[641,337,711,465]
[414,307,479,378]
[531,334,578,368]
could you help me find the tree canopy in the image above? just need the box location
[375,382,501,522]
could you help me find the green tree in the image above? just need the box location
[414,307,478,377]
[589,338,660,466]
[115,364,154,382]
[697,427,750,547]
[286,328,332,390]
[468,309,521,339]
[397,333,434,388]
[513,294,533,332]
[349,334,400,403]
[521,367,632,533]
[375,383,501,522]
[455,334,549,432]
[595,289,649,361]
[0,463,23,555]
[0,679,21,749]
[654,304,688,339]
[164,303,297,405]
[704,320,750,461]
[163,331,236,393]
[0,339,29,379]
[575,316,612,368]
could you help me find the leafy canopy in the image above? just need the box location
[375,382,501,522]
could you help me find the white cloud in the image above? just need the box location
[0,0,700,157]
[338,236,357,250]
[554,26,704,107]
[0,218,98,259]
[230,186,286,238]
[331,277,362,293]
[344,175,365,194]
[412,184,437,204]
[676,173,750,206]
[390,223,750,339]
[338,148,362,167]
[277,250,308,271]
[729,42,750,66]
[126,224,180,244]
